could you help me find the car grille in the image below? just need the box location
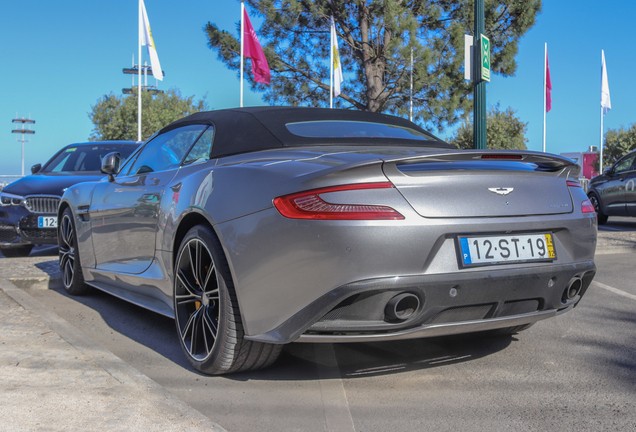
[498,299,540,317]
[21,228,58,240]
[0,223,17,242]
[426,304,494,324]
[24,196,61,214]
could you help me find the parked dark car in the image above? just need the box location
[58,107,597,375]
[587,149,636,224]
[0,141,140,257]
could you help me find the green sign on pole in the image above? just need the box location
[481,34,490,82]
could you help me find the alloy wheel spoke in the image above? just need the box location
[200,309,210,355]
[204,288,219,301]
[59,249,70,268]
[64,260,74,286]
[203,263,216,293]
[175,293,199,306]
[61,219,70,248]
[64,218,74,247]
[181,309,198,352]
[189,308,203,355]
[177,269,200,298]
[187,243,197,286]
[202,310,218,340]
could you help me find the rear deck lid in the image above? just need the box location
[382,151,579,218]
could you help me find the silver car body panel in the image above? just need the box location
[60,145,596,344]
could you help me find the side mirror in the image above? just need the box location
[603,166,612,176]
[31,164,42,174]
[101,152,121,182]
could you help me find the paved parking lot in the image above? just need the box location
[1,223,635,431]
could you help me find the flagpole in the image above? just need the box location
[330,20,333,109]
[600,106,604,173]
[543,43,546,153]
[240,1,245,108]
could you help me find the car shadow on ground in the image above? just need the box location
[46,278,516,380]
[229,332,515,382]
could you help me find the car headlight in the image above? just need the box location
[0,192,24,206]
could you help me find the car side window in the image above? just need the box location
[125,125,207,176]
[614,154,636,174]
[183,127,214,165]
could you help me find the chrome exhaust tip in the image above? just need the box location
[562,277,582,303]
[385,293,421,322]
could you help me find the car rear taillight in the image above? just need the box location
[273,182,404,220]
[581,199,595,214]
[566,180,595,213]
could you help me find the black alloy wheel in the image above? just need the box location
[174,224,282,375]
[58,208,90,295]
[174,234,220,363]
[588,194,608,225]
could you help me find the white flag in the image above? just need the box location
[601,50,611,115]
[331,17,343,97]
[140,0,163,81]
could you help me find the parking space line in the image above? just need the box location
[592,281,636,301]
[314,344,355,432]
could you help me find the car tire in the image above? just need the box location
[58,208,91,296]
[0,245,33,257]
[588,193,608,225]
[174,224,282,375]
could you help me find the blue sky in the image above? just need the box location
[1,0,633,179]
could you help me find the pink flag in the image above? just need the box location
[546,51,552,112]
[243,9,271,84]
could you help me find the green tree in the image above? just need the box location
[88,89,207,141]
[603,123,636,168]
[448,104,527,150]
[205,0,541,131]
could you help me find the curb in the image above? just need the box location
[0,277,227,432]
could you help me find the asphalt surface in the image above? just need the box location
[1,221,635,431]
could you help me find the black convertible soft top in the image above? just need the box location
[160,106,453,159]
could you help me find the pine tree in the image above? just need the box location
[205,0,541,131]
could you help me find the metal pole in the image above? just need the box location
[21,132,24,176]
[543,43,547,153]
[138,0,142,141]
[240,1,244,108]
[600,106,604,174]
[473,0,487,149]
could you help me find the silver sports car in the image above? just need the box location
[58,107,597,375]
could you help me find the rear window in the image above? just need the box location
[286,121,437,141]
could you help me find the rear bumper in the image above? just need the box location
[245,261,596,344]
[296,309,557,343]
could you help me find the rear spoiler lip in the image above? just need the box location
[381,149,577,170]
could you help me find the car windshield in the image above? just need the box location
[41,144,138,173]
[286,121,438,141]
